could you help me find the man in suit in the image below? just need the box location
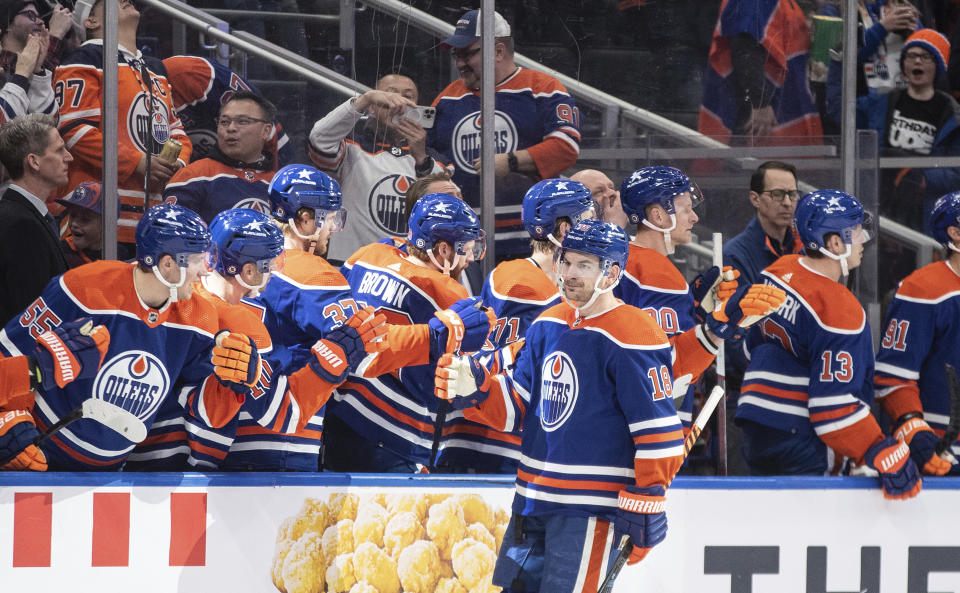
[0,112,71,324]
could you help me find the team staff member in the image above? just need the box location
[736,190,921,499]
[874,191,960,476]
[430,9,581,260]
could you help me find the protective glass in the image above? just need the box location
[316,208,347,232]
[458,230,487,260]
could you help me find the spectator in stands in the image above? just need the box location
[857,29,960,231]
[723,161,804,287]
[429,9,581,261]
[54,180,131,267]
[0,0,73,124]
[53,0,191,244]
[570,168,628,229]
[163,54,291,166]
[0,113,69,324]
[309,74,448,262]
[163,90,277,222]
[699,0,822,144]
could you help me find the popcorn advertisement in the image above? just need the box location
[1,474,960,593]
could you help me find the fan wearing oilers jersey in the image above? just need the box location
[736,190,922,499]
[436,178,596,473]
[325,192,496,473]
[126,207,388,471]
[53,0,191,243]
[874,191,960,476]
[434,219,685,591]
[616,166,785,433]
[0,203,256,470]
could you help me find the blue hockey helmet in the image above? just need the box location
[521,178,595,241]
[794,190,868,251]
[931,192,960,245]
[268,164,346,231]
[407,193,486,260]
[136,203,212,268]
[619,166,701,225]
[208,208,285,276]
[558,219,629,277]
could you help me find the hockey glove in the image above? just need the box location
[346,306,389,353]
[0,410,46,471]
[894,417,954,476]
[32,317,110,391]
[704,283,786,341]
[428,297,496,360]
[434,353,491,410]
[615,485,668,565]
[212,331,261,392]
[691,266,740,322]
[863,436,922,500]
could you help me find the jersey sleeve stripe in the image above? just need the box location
[633,444,685,459]
[741,381,808,401]
[742,369,810,385]
[64,124,95,149]
[874,361,920,380]
[813,405,870,435]
[737,394,809,417]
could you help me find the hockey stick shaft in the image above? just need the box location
[599,385,726,592]
[938,363,960,455]
[712,233,727,476]
[0,406,84,467]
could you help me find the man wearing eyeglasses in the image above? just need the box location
[723,161,804,287]
[429,9,581,262]
[163,90,278,223]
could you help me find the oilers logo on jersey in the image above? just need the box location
[233,196,272,215]
[128,92,171,155]
[539,351,578,432]
[93,351,171,421]
[452,111,518,174]
[367,174,413,235]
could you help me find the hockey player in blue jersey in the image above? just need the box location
[324,192,495,472]
[436,219,686,590]
[127,207,387,470]
[874,191,960,476]
[0,203,264,470]
[737,190,922,499]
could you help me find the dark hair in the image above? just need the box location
[223,90,277,123]
[750,161,798,194]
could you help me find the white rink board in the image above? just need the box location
[0,474,958,593]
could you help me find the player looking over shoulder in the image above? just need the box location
[736,190,922,499]
[874,191,960,476]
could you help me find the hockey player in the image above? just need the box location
[324,192,495,472]
[436,178,596,473]
[0,317,110,470]
[127,207,387,470]
[874,191,960,476]
[436,219,685,589]
[736,190,922,499]
[0,203,260,470]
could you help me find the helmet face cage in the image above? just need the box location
[207,209,285,277]
[932,192,960,244]
[136,204,213,268]
[620,166,699,225]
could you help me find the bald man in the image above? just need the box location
[309,74,449,261]
[570,169,629,230]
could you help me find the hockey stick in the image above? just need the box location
[712,232,728,476]
[0,399,147,467]
[937,363,960,458]
[598,384,726,593]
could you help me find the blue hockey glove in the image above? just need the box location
[704,283,786,341]
[0,410,46,471]
[428,297,496,360]
[308,310,381,384]
[863,436,922,500]
[894,417,953,476]
[615,485,668,565]
[690,266,739,322]
[434,353,491,410]
[33,317,110,391]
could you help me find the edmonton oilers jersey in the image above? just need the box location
[0,261,219,470]
[163,157,274,223]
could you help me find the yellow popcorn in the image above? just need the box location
[492,521,508,552]
[396,539,442,593]
[353,541,401,593]
[353,500,388,547]
[435,577,469,593]
[322,519,355,567]
[451,538,496,592]
[466,522,496,552]
[348,583,378,593]
[426,498,467,561]
[279,530,326,593]
[326,552,356,593]
[456,494,495,532]
[328,492,360,522]
[385,493,428,522]
[383,511,425,558]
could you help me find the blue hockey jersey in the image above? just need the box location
[163,155,275,223]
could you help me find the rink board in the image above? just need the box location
[1,474,959,593]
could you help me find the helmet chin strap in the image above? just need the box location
[558,266,620,318]
[949,242,960,255]
[235,272,270,298]
[642,214,677,255]
[547,234,563,249]
[427,249,463,276]
[152,264,186,303]
[818,244,852,279]
[288,217,321,255]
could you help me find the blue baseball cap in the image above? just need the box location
[440,9,511,49]
[56,180,105,214]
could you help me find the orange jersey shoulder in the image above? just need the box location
[623,244,688,291]
[194,284,272,349]
[538,302,670,348]
[489,258,557,302]
[283,249,350,288]
[895,261,960,301]
[765,255,864,331]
